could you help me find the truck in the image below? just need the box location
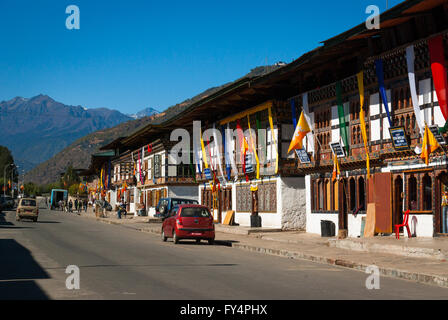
[50,189,68,210]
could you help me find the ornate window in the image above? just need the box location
[422,174,432,211]
[358,177,366,210]
[408,175,418,211]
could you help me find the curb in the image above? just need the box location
[77,213,448,288]
[231,243,448,288]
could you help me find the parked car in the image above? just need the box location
[16,198,39,222]
[161,204,215,244]
[155,197,199,218]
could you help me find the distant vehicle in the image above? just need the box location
[155,197,199,218]
[50,189,68,210]
[162,204,215,244]
[16,198,39,222]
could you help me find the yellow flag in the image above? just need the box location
[357,71,370,179]
[247,115,260,179]
[332,154,340,182]
[288,111,311,153]
[421,124,440,165]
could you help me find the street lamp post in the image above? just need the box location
[11,165,18,198]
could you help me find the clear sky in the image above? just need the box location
[0,0,403,114]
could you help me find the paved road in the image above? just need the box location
[1,208,447,300]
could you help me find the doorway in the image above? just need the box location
[393,176,403,232]
[338,178,348,230]
[436,172,448,234]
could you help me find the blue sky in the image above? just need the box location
[0,0,403,114]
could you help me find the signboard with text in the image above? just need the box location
[429,125,446,145]
[295,148,311,164]
[330,142,346,158]
[389,126,409,150]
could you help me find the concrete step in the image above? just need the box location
[328,238,448,261]
[215,224,282,235]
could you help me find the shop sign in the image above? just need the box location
[295,148,311,164]
[245,153,254,173]
[330,142,346,158]
[204,168,213,180]
[429,125,446,145]
[389,126,410,150]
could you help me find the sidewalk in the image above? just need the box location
[74,209,448,289]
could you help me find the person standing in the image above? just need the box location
[69,200,73,213]
[442,187,448,234]
[74,198,78,213]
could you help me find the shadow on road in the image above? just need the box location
[0,212,31,229]
[0,239,50,300]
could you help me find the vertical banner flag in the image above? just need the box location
[375,59,393,127]
[212,124,226,184]
[357,71,371,179]
[421,124,440,165]
[247,115,260,179]
[291,99,297,128]
[236,120,248,174]
[336,81,350,149]
[268,107,279,174]
[222,126,231,180]
[406,45,425,138]
[428,35,448,121]
[302,92,314,154]
[332,153,340,182]
[226,123,238,179]
[288,111,311,153]
[194,129,202,174]
[200,127,209,170]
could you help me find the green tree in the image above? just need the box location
[0,146,18,189]
[68,183,80,196]
[61,165,79,189]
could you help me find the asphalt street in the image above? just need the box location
[1,208,447,300]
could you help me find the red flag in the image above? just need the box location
[428,35,448,121]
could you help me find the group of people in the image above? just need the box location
[57,198,87,213]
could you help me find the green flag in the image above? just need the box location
[336,81,350,151]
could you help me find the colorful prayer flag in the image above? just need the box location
[421,124,440,165]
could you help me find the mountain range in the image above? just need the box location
[0,94,159,172]
[22,65,282,184]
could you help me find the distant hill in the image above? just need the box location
[23,65,283,184]
[0,94,132,172]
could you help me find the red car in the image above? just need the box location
[161,204,215,244]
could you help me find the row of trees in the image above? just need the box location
[22,165,87,197]
[0,145,88,197]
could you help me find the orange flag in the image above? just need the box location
[288,111,311,153]
[332,154,340,182]
[421,124,440,165]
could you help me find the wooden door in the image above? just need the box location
[393,176,404,231]
[338,178,348,230]
[373,172,392,233]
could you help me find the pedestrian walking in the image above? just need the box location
[69,200,73,213]
[74,199,78,213]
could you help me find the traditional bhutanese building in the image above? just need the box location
[286,0,448,238]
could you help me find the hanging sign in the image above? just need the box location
[389,126,410,150]
[204,168,213,180]
[245,153,254,173]
[330,142,346,158]
[295,148,311,164]
[429,125,446,145]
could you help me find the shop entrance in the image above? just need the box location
[436,172,448,234]
[338,178,348,230]
[393,176,404,232]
